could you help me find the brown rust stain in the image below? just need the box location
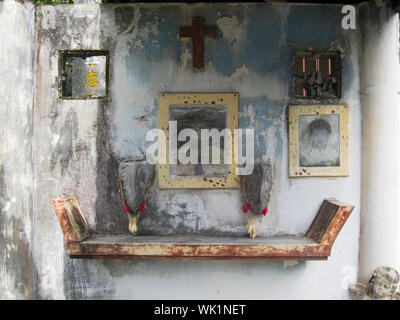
[52,198,80,244]
[319,205,354,248]
[77,242,326,260]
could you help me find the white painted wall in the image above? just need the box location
[0,0,36,299]
[359,1,400,283]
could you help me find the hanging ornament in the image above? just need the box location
[240,161,274,239]
[117,158,154,234]
[241,176,257,238]
[261,179,273,216]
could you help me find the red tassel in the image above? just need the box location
[242,202,251,213]
[139,202,146,212]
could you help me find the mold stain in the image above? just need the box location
[50,109,79,176]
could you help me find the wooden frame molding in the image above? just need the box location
[52,196,354,260]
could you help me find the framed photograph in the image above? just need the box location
[158,93,239,189]
[288,104,349,177]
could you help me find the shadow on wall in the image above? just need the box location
[63,257,306,299]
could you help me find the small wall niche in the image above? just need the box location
[293,51,341,99]
[59,50,109,99]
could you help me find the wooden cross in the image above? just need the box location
[180,17,217,71]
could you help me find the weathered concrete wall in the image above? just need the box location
[0,0,36,299]
[30,2,362,299]
[359,1,400,283]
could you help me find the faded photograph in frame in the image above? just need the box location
[158,93,239,189]
[288,104,349,177]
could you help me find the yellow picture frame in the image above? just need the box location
[158,92,239,189]
[288,104,349,177]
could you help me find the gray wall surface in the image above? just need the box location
[0,0,36,299]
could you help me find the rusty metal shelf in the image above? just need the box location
[52,197,354,260]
